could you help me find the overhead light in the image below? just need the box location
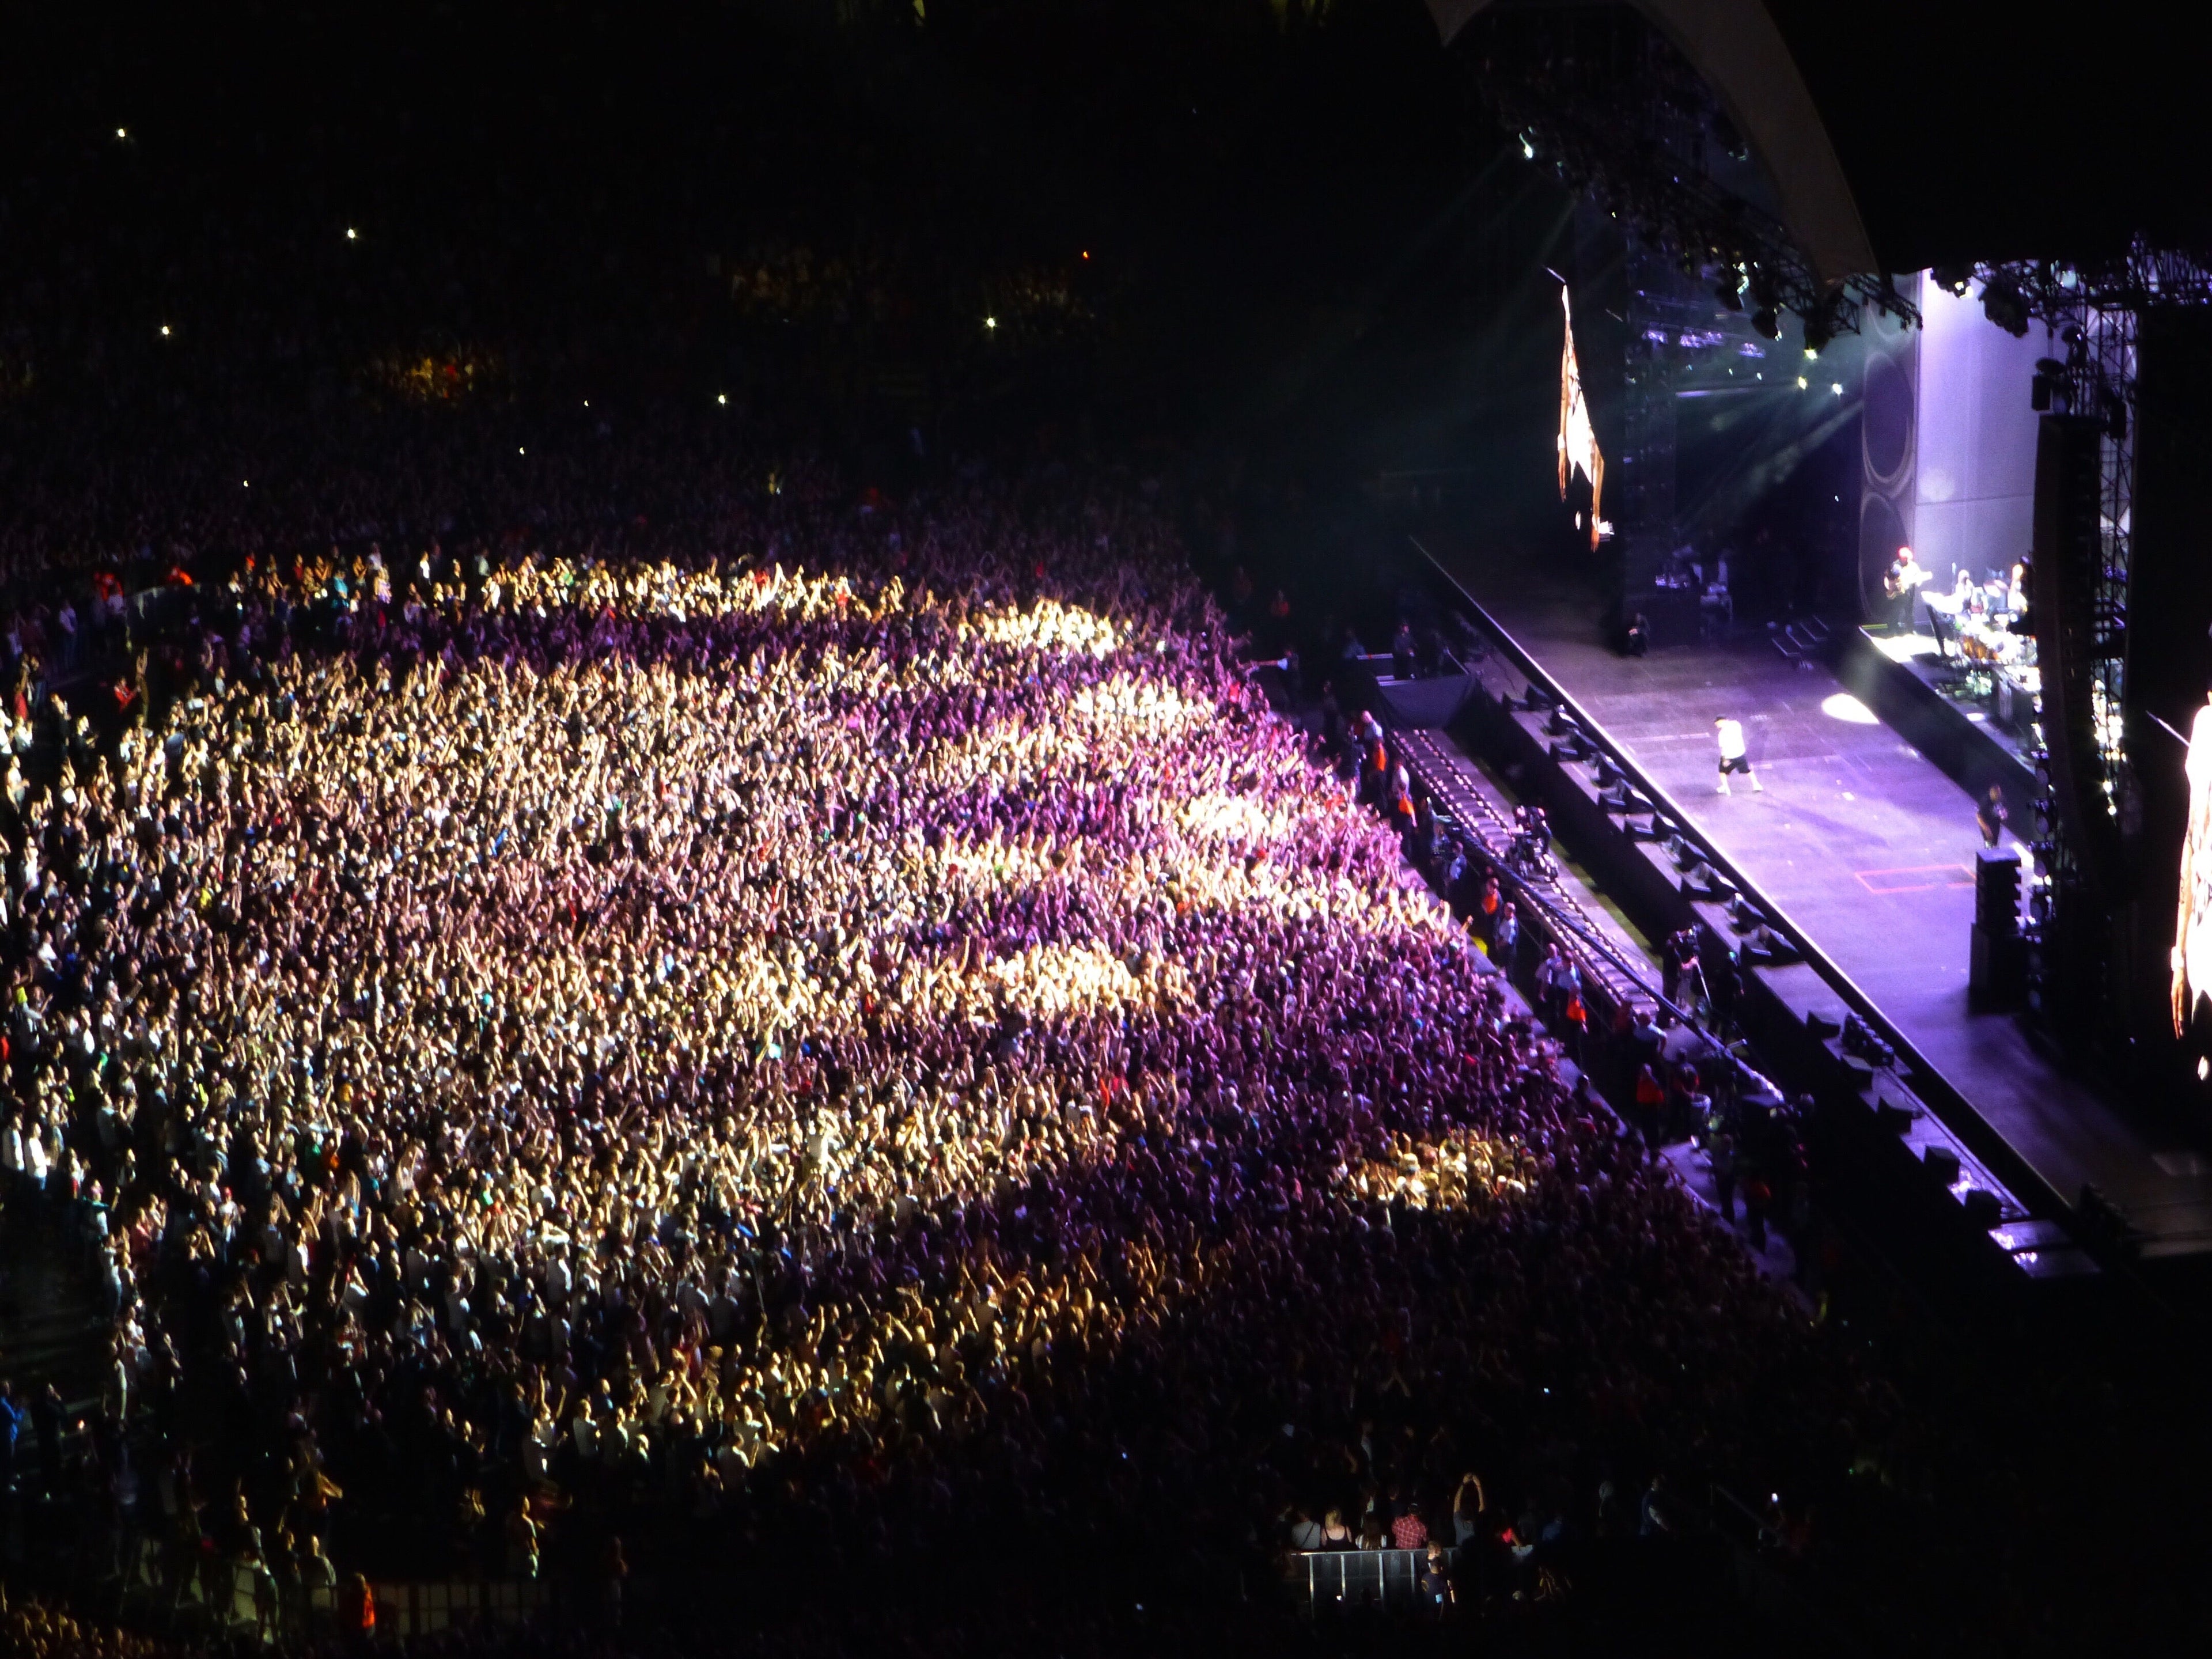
[159,324,171,337]
[1796,376,1808,389]
[345,227,358,240]
[717,393,728,404]
[1831,382,1843,396]
[1520,134,1536,160]
[985,316,997,330]
[1981,275,2031,337]
[115,127,128,140]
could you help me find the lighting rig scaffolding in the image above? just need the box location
[1966,243,2212,1046]
[1462,3,1918,348]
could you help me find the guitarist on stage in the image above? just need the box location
[1881,545,1930,631]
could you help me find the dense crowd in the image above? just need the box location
[0,461,1855,1646]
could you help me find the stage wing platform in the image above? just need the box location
[1415,536,2212,1266]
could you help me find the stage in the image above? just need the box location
[1418,534,2212,1263]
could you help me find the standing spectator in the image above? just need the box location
[31,1382,64,1497]
[599,1533,630,1630]
[1741,1169,1774,1252]
[1706,1108,1738,1225]
[339,1573,376,1650]
[1634,1064,1668,1163]
[1451,1473,1487,1548]
[1421,1540,1455,1612]
[1391,1496,1429,1552]
[0,1380,21,1479]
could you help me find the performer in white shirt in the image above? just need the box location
[1713,716,1761,795]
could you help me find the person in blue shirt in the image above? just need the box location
[0,1378,22,1476]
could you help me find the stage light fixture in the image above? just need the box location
[1931,263,1975,297]
[346,228,358,240]
[985,316,997,330]
[1830,382,1843,396]
[1520,134,1536,160]
[717,393,728,404]
[1980,275,2031,337]
[1796,375,1808,389]
[115,127,127,139]
[159,324,171,336]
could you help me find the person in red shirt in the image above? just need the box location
[1634,1063,1668,1163]
[340,1573,376,1646]
[1391,1500,1429,1551]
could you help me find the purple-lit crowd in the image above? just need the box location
[1,462,1847,1645]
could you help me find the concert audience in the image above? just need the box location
[0,442,1852,1649]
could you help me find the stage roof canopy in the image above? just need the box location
[1430,0,2205,277]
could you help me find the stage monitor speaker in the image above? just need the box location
[1970,924,2028,1011]
[1975,846,2022,934]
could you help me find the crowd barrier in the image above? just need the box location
[1295,1547,1456,1613]
[364,1579,548,1639]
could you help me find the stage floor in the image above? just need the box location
[1425,538,2212,1259]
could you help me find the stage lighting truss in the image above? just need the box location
[1994,244,2212,790]
[1462,6,1918,349]
[1986,240,2212,1046]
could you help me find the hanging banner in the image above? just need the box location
[1558,285,1604,550]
